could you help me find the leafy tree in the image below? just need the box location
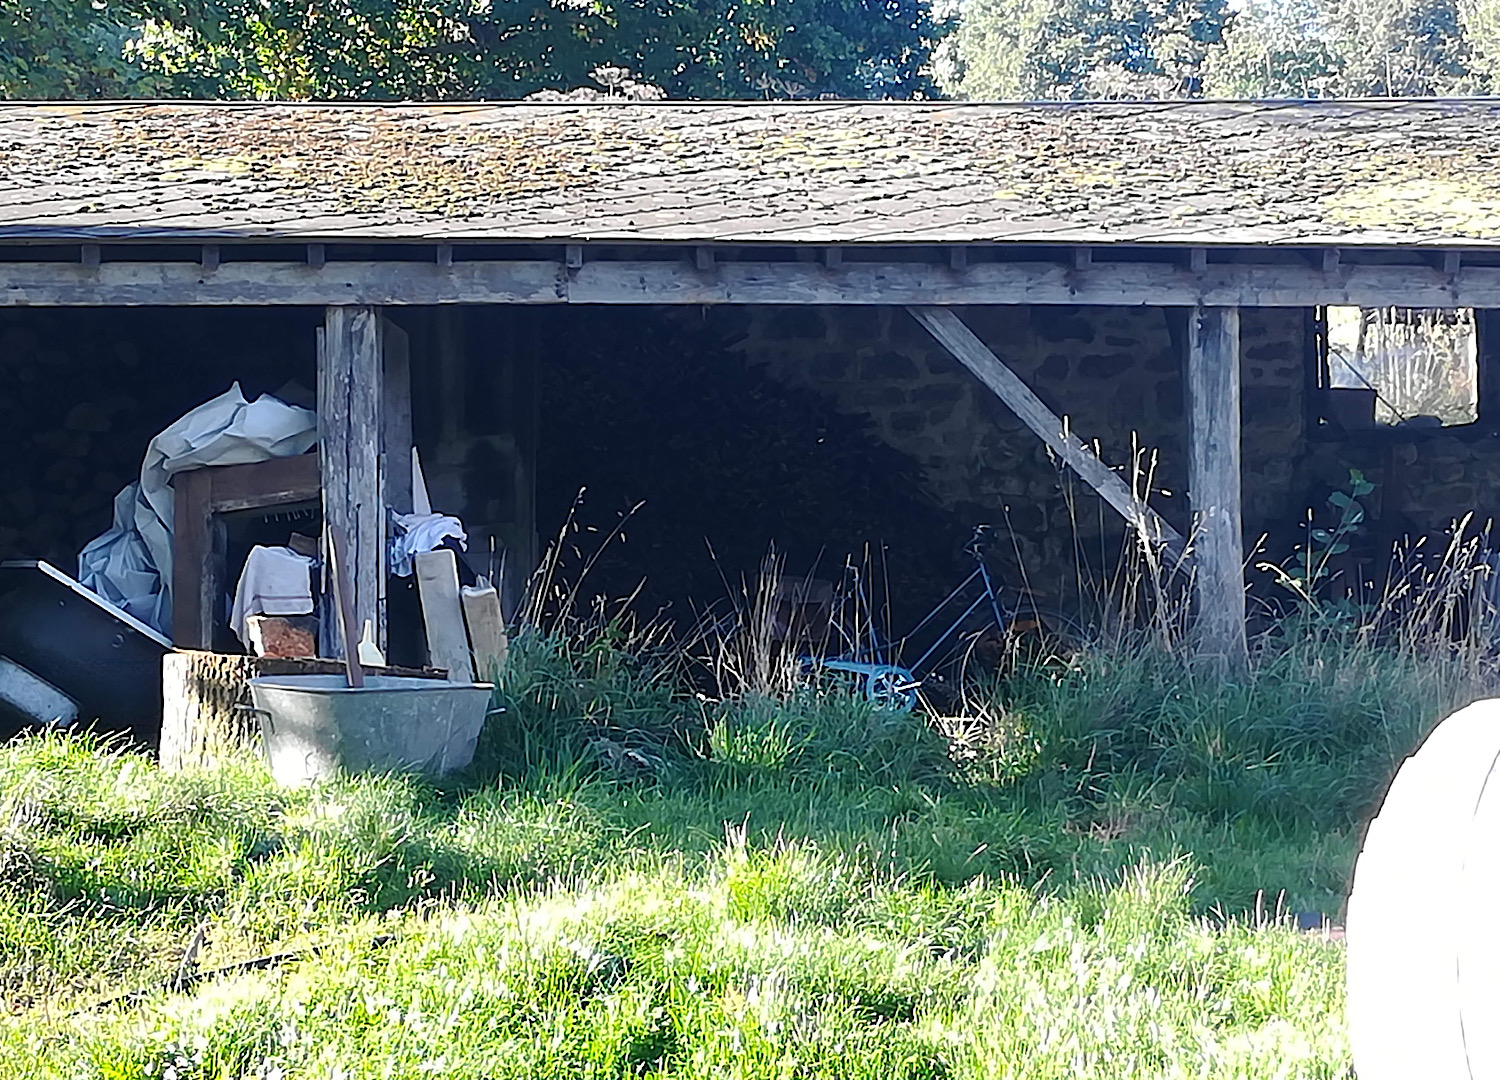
[938,0,1231,99]
[0,0,164,97]
[1204,0,1492,95]
[2,0,937,100]
[1199,0,1352,96]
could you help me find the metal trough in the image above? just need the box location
[249,674,492,785]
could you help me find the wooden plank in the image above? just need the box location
[1186,305,1247,670]
[908,306,1184,555]
[5,256,1500,308]
[461,581,508,682]
[326,522,365,687]
[319,306,385,657]
[203,453,320,513]
[416,549,474,683]
[380,317,413,516]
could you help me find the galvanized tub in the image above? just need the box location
[248,674,493,785]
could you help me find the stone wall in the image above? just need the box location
[716,304,1312,580]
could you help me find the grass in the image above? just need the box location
[0,613,1486,1078]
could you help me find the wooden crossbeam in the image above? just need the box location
[907,306,1184,557]
[4,257,1500,308]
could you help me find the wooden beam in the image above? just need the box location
[1189,247,1208,274]
[4,257,1500,308]
[694,246,715,272]
[1186,305,1247,670]
[79,243,100,268]
[1072,247,1093,271]
[170,467,220,649]
[436,243,454,268]
[306,243,325,269]
[908,306,1183,555]
[949,246,968,272]
[565,244,584,270]
[200,453,320,514]
[381,315,413,518]
[319,306,385,657]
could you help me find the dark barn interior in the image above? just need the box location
[5,298,1500,664]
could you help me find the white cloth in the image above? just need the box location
[390,513,467,577]
[229,545,316,647]
[78,383,317,638]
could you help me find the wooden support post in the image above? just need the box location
[381,316,413,517]
[949,246,968,272]
[436,243,454,268]
[306,243,326,269]
[319,306,385,657]
[1186,305,1247,670]
[200,244,220,272]
[171,468,222,649]
[908,306,1183,556]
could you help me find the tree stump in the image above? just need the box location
[159,650,439,772]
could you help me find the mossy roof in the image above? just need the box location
[3,99,1499,245]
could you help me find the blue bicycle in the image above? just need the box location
[802,526,1091,709]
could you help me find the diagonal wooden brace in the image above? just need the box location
[907,305,1185,561]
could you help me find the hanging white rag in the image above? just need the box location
[390,513,467,577]
[229,545,316,647]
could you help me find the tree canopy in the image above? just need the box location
[1,0,936,100]
[938,0,1500,98]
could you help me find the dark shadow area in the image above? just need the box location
[0,307,320,570]
[531,305,971,633]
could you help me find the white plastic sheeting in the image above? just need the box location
[1346,697,1500,1080]
[78,384,317,639]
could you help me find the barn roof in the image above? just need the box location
[3,98,1500,247]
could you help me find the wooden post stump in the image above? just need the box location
[159,649,441,772]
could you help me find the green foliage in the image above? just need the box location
[942,0,1499,98]
[0,0,165,98]
[939,0,1232,99]
[0,849,1348,1078]
[1203,0,1492,95]
[1260,470,1376,618]
[1,0,938,101]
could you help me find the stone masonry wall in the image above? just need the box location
[716,304,1311,583]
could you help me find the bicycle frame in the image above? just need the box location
[801,526,1020,708]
